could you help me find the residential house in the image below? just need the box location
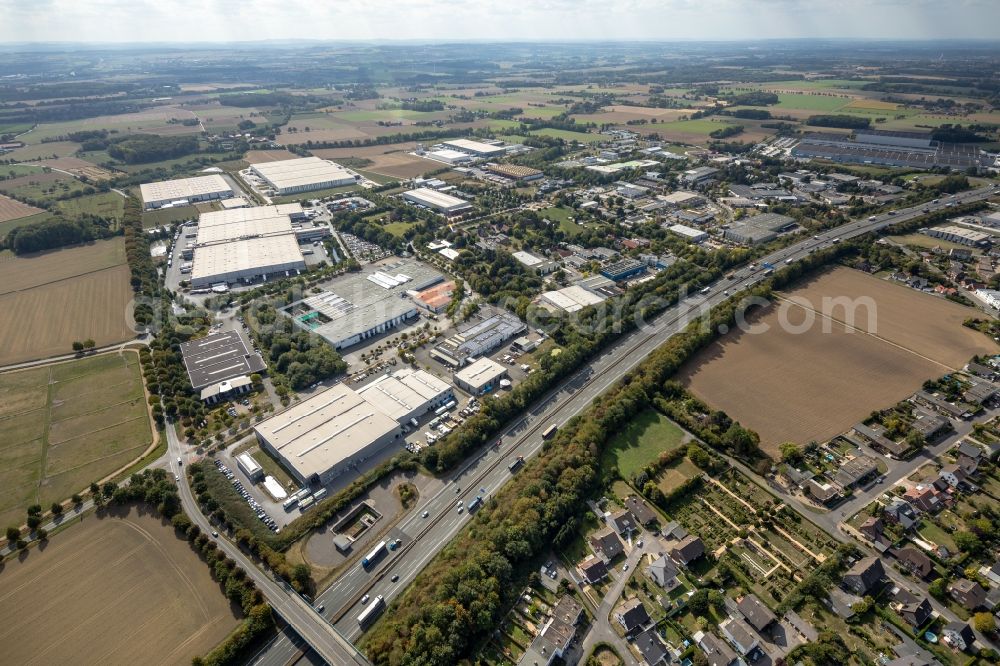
[670,535,705,566]
[720,617,760,657]
[736,593,777,633]
[957,441,984,461]
[957,453,979,476]
[911,413,950,440]
[903,485,947,513]
[967,361,997,381]
[615,597,651,635]
[949,578,987,611]
[894,547,933,579]
[914,390,970,419]
[853,423,910,458]
[807,478,841,504]
[893,590,933,629]
[696,631,739,666]
[979,561,1000,586]
[884,498,919,529]
[518,595,583,666]
[964,381,996,405]
[782,466,815,489]
[943,621,976,652]
[647,555,680,591]
[939,463,969,488]
[590,528,624,563]
[635,627,669,666]
[625,495,658,526]
[859,517,885,543]
[661,521,688,541]
[609,509,638,535]
[579,555,609,584]
[835,455,881,488]
[843,556,886,595]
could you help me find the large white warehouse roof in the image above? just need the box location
[250,157,356,193]
[140,175,233,209]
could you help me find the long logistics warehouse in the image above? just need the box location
[190,204,308,287]
[249,156,358,195]
[401,187,473,215]
[140,174,234,210]
[254,369,452,485]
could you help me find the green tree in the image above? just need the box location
[51,502,63,516]
[954,531,982,555]
[72,341,84,352]
[929,577,949,599]
[779,442,803,464]
[973,611,996,634]
[5,526,19,542]
[83,338,96,350]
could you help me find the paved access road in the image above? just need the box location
[253,185,1000,665]
[165,424,372,666]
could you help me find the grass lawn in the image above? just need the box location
[383,220,418,237]
[141,205,199,229]
[200,462,279,545]
[917,519,957,552]
[251,447,298,492]
[539,206,587,236]
[889,232,977,253]
[559,509,601,565]
[602,409,687,479]
[55,192,125,222]
[273,184,360,203]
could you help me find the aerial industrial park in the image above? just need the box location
[4,14,1000,666]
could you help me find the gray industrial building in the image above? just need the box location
[792,130,992,170]
[431,310,526,367]
[254,384,403,486]
[284,260,444,350]
[723,212,796,246]
[179,330,267,399]
[453,357,509,395]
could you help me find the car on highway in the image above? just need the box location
[457,506,464,513]
[316,604,325,613]
[455,486,461,494]
[212,530,218,537]
[361,594,370,604]
[422,510,430,518]
[622,563,629,572]
[390,574,399,583]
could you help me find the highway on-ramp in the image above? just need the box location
[248,186,999,665]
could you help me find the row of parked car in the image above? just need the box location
[214,459,280,533]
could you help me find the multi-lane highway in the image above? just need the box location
[166,425,372,666]
[249,185,998,665]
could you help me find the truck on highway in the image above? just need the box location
[508,456,525,473]
[468,496,483,511]
[542,424,558,440]
[362,541,387,569]
[357,595,385,627]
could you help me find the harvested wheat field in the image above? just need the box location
[0,194,42,223]
[244,148,300,163]
[0,239,133,364]
[680,267,998,453]
[0,507,240,666]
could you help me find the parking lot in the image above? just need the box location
[212,457,283,533]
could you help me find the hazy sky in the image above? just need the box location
[2,0,999,43]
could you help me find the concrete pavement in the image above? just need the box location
[578,542,651,666]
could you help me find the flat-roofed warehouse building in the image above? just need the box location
[254,384,403,485]
[357,368,453,423]
[431,310,527,367]
[453,357,508,395]
[925,225,991,247]
[249,156,358,195]
[140,174,234,210]
[442,138,507,158]
[401,187,473,215]
[190,204,308,287]
[284,259,444,350]
[179,330,267,398]
[539,285,607,313]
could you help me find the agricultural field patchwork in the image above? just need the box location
[0,352,151,529]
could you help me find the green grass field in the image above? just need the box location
[141,205,199,229]
[642,118,742,135]
[0,174,90,203]
[0,352,151,530]
[331,109,440,123]
[273,184,361,203]
[383,220,418,237]
[601,409,687,479]
[530,128,606,143]
[55,192,125,222]
[540,206,586,236]
[774,93,850,112]
[0,211,53,241]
